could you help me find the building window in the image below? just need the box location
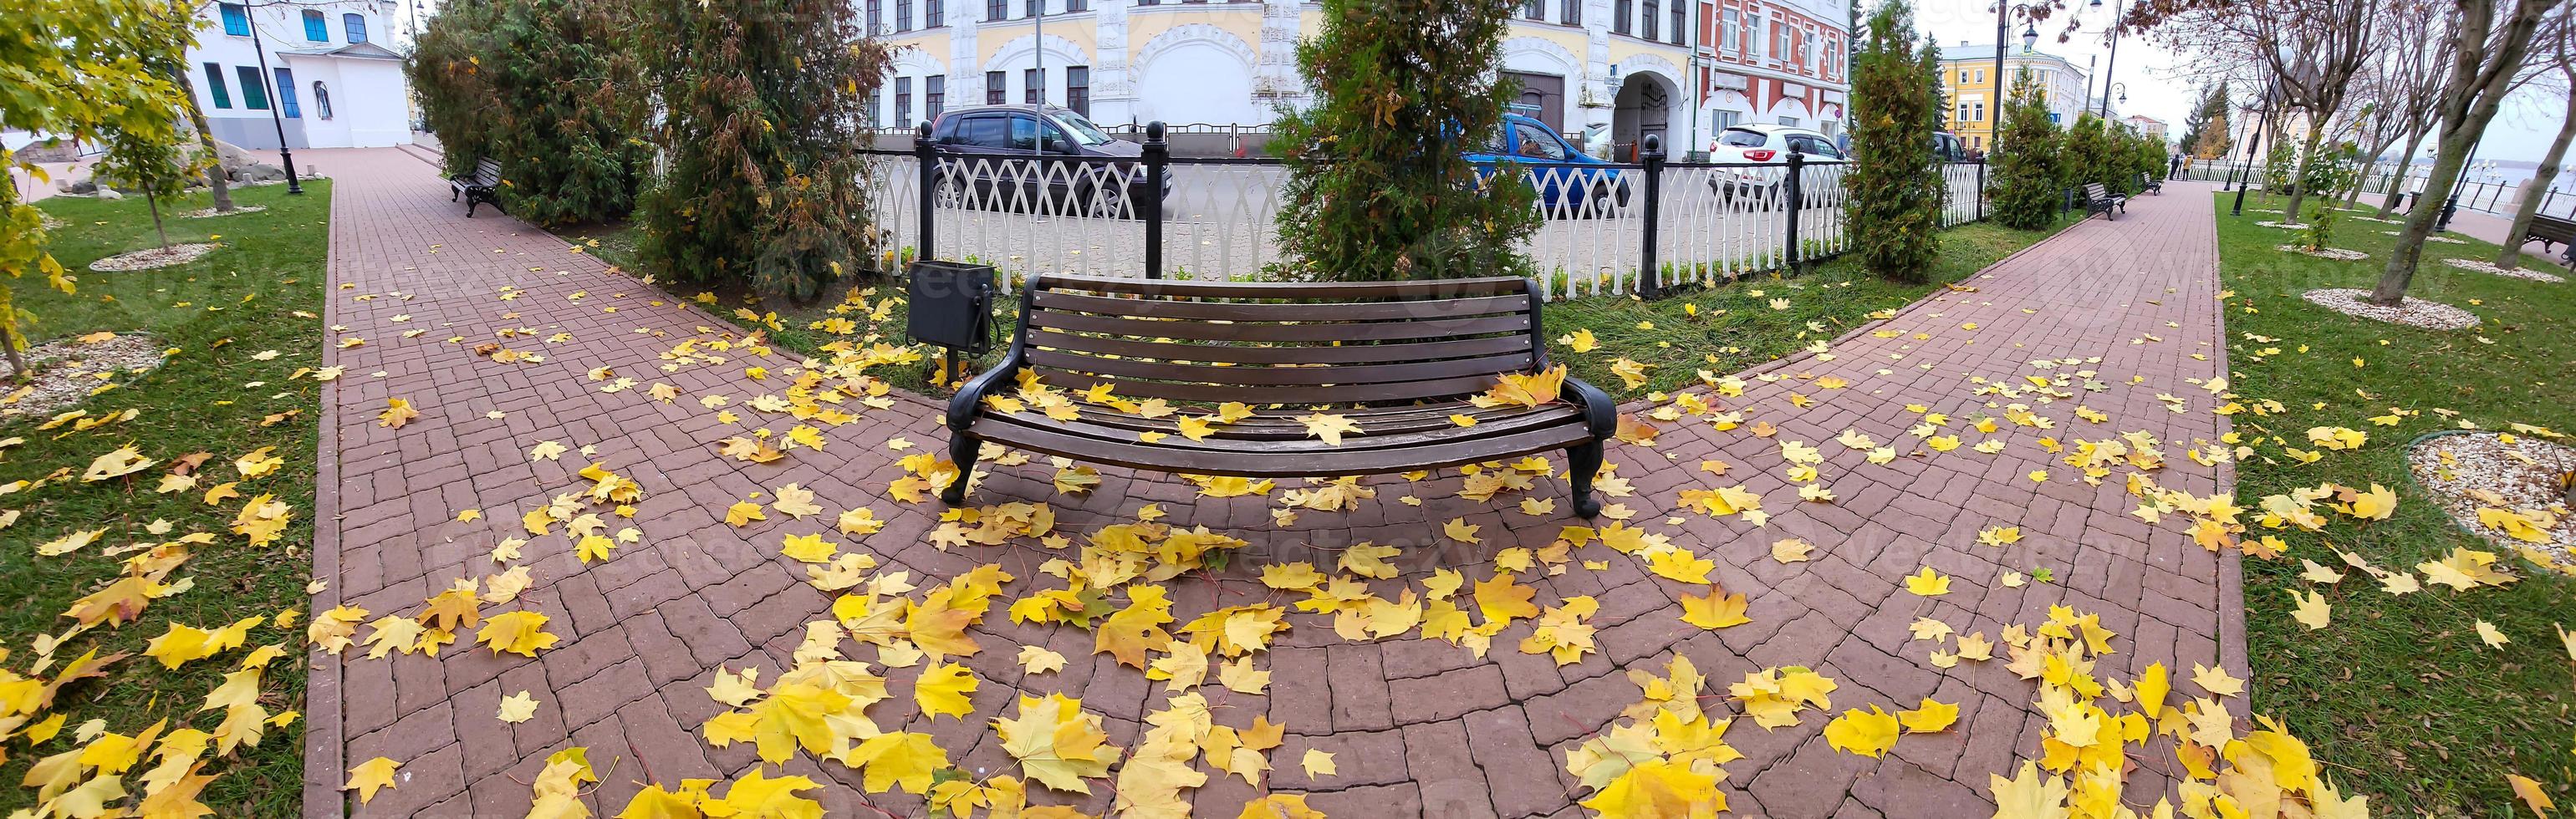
[273,68,300,118]
[236,65,269,109]
[1641,0,1657,40]
[1523,0,1543,20]
[1772,21,1788,64]
[866,0,880,31]
[218,3,248,35]
[1670,2,1684,43]
[987,0,1006,20]
[1561,0,1580,25]
[1721,9,1740,53]
[1742,12,1760,58]
[896,0,912,29]
[1065,66,1089,116]
[1065,0,1085,10]
[895,77,912,127]
[1778,115,1798,127]
[986,70,1007,104]
[201,63,232,109]
[925,75,945,122]
[1612,0,1630,34]
[1024,68,1043,105]
[1972,101,1986,121]
[344,13,367,43]
[1714,109,1741,130]
[1802,25,1817,68]
[927,0,943,26]
[1026,0,1039,14]
[302,10,328,41]
[313,81,333,120]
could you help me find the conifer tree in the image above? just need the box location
[407,0,648,226]
[1987,69,2062,230]
[1841,0,1945,282]
[1272,0,1538,282]
[632,0,894,299]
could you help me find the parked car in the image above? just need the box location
[1466,114,1633,213]
[1933,131,1969,163]
[1704,124,1846,204]
[925,104,1170,217]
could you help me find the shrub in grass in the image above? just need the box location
[1987,69,2063,231]
[1840,0,1945,283]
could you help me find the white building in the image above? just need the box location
[865,0,1849,160]
[187,0,413,150]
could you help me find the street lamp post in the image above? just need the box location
[247,3,302,195]
[2102,83,2127,120]
[2091,0,2129,119]
[2436,141,2480,233]
[1992,2,2039,153]
[2229,81,2274,215]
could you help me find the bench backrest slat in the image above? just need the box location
[473,158,502,186]
[1014,274,1543,406]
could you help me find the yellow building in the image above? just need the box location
[1932,41,2089,154]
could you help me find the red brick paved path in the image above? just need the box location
[303,148,2240,818]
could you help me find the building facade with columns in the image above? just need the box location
[864,0,1849,160]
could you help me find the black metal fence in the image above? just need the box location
[865,121,1992,300]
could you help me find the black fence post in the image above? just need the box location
[1783,150,1805,274]
[1142,121,1168,280]
[1976,160,1987,222]
[1640,134,1664,298]
[915,121,936,264]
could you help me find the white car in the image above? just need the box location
[1705,124,1847,204]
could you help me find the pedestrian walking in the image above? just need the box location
[2168,155,2184,180]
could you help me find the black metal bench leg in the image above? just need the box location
[939,432,978,505]
[451,188,460,202]
[1567,440,1603,519]
[466,196,479,217]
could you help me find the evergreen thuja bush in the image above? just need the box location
[1841,0,1944,282]
[1988,69,2061,230]
[406,0,502,179]
[1271,0,1538,282]
[633,0,894,301]
[486,0,650,227]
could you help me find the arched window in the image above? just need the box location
[302,9,327,41]
[312,81,333,120]
[343,13,368,43]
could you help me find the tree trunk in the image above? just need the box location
[2282,120,2327,224]
[176,73,235,213]
[2497,91,2576,269]
[148,197,168,249]
[2345,156,2380,206]
[2381,125,2430,217]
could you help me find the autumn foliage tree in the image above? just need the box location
[1987,69,2063,230]
[0,0,198,375]
[1272,0,1539,282]
[1840,0,1945,282]
[632,0,893,300]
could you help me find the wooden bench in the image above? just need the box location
[449,157,502,217]
[2526,214,2576,267]
[941,274,1620,516]
[2135,171,2162,196]
[2082,182,2126,221]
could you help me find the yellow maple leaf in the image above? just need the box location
[497,691,540,724]
[1473,572,1540,625]
[1678,587,1749,629]
[1296,412,1363,445]
[915,663,979,720]
[342,757,400,805]
[1823,705,1900,757]
[1579,758,1722,819]
[780,532,840,563]
[724,501,768,526]
[475,610,560,657]
[1903,567,1952,596]
[82,445,154,482]
[1477,365,1568,409]
[1898,698,1960,733]
[376,398,420,429]
[1558,328,1600,353]
[996,693,1119,793]
[844,731,949,794]
[1647,548,1714,583]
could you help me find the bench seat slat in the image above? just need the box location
[1028,367,1501,404]
[1024,348,1533,389]
[1041,274,1534,300]
[968,417,1590,477]
[977,402,1580,453]
[999,400,1581,442]
[1025,330,1531,366]
[1031,290,1532,323]
[1028,309,1530,344]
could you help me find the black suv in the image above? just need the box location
[925,104,1170,218]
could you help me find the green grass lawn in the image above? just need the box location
[2214,192,2576,814]
[2,183,327,816]
[564,211,2081,399]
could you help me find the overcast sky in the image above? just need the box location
[1910,0,2566,165]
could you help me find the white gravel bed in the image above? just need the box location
[2408,432,2576,563]
[2442,257,2567,283]
[181,205,268,218]
[2300,288,2481,329]
[2278,244,2368,261]
[0,333,166,418]
[2381,231,2464,243]
[87,242,217,272]
[2257,221,2311,230]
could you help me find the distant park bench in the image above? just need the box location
[2136,171,2162,196]
[449,157,501,217]
[2082,182,2127,221]
[2526,214,2576,267]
